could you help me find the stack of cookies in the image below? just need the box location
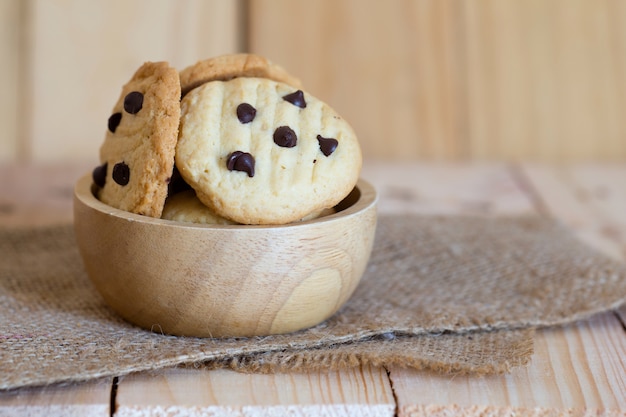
[92,54,362,225]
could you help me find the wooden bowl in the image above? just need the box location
[73,174,377,338]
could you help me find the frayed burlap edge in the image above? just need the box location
[190,328,536,376]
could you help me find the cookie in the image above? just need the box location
[175,77,362,225]
[93,61,181,218]
[179,53,301,97]
[162,190,336,225]
[161,190,237,225]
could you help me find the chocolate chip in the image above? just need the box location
[236,103,257,124]
[227,151,255,177]
[273,126,297,148]
[282,90,307,108]
[317,135,338,156]
[108,113,122,133]
[124,91,144,114]
[112,162,130,186]
[92,163,108,188]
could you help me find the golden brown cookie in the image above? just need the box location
[175,77,361,225]
[161,190,237,225]
[93,61,181,218]
[179,53,301,97]
[161,190,335,225]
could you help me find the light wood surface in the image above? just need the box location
[0,162,625,416]
[0,378,111,417]
[114,366,395,417]
[0,0,20,161]
[392,304,626,416]
[250,0,626,161]
[0,0,241,163]
[521,164,626,261]
[3,1,626,162]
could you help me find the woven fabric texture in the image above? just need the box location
[1,215,625,389]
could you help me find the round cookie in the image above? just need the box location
[175,77,362,225]
[179,53,302,97]
[93,61,181,218]
[162,190,336,225]
[161,190,237,225]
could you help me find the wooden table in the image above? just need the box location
[1,161,625,416]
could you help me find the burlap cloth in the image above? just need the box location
[1,215,625,390]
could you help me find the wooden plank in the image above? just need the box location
[0,379,112,417]
[519,163,626,260]
[249,0,465,161]
[114,366,395,417]
[0,0,21,162]
[0,163,92,227]
[25,0,241,163]
[462,0,626,161]
[393,311,626,416]
[361,161,536,216]
[249,0,626,162]
[462,0,541,160]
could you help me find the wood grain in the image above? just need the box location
[74,176,377,337]
[114,367,395,417]
[0,162,92,227]
[0,0,21,162]
[0,378,112,417]
[249,0,465,161]
[393,312,626,416]
[361,161,535,216]
[249,0,626,162]
[520,163,626,261]
[5,1,626,162]
[24,0,241,163]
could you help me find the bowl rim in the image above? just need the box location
[74,174,378,230]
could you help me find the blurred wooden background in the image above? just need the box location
[1,0,625,163]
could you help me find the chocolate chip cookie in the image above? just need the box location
[161,190,237,225]
[175,77,361,225]
[93,61,181,218]
[179,53,302,97]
